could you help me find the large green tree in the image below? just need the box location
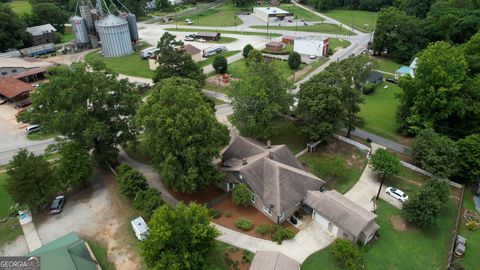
[141,203,220,269]
[212,55,228,74]
[153,32,206,86]
[397,42,480,137]
[25,3,68,33]
[228,62,293,139]
[463,30,480,74]
[24,60,141,163]
[0,3,32,51]
[370,148,401,200]
[137,77,229,193]
[6,150,57,210]
[456,134,480,183]
[288,51,301,70]
[55,140,95,190]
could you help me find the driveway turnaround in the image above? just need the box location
[344,143,403,211]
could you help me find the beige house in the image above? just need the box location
[220,136,325,224]
[148,44,202,70]
[249,251,300,270]
[304,190,379,245]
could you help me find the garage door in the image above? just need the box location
[313,211,329,229]
[331,225,339,237]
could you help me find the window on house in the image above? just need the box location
[1,72,7,76]
[227,182,235,191]
[250,193,255,203]
[262,205,272,216]
[279,213,284,220]
[11,69,17,73]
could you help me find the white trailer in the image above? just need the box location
[131,217,149,241]
[140,46,158,59]
[202,45,227,58]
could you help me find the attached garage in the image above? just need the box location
[313,211,329,229]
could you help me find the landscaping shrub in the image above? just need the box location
[116,164,149,200]
[272,226,295,244]
[224,210,232,217]
[235,217,254,231]
[362,82,376,95]
[213,55,228,74]
[288,51,302,70]
[331,239,364,270]
[232,184,251,207]
[208,208,222,219]
[242,44,253,58]
[246,49,263,66]
[133,188,163,219]
[255,224,276,236]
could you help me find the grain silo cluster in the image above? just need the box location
[70,0,139,57]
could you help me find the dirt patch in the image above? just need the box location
[167,184,225,205]
[390,215,416,232]
[211,196,298,240]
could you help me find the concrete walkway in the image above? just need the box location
[344,143,403,211]
[18,210,42,252]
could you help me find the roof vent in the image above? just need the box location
[267,140,271,149]
[242,158,248,165]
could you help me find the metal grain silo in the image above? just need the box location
[126,13,139,42]
[70,16,89,44]
[95,15,133,57]
[79,5,94,31]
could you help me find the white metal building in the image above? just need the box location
[293,37,330,57]
[253,7,293,22]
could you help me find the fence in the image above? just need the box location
[446,184,466,269]
[333,134,371,152]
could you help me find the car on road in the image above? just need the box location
[386,77,398,84]
[50,195,65,214]
[185,35,195,41]
[26,124,41,134]
[385,187,409,202]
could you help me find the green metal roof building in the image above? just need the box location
[27,232,100,270]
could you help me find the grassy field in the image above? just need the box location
[251,23,353,35]
[85,46,154,79]
[374,56,402,74]
[86,240,116,270]
[277,4,324,21]
[27,131,58,141]
[329,38,350,51]
[60,26,75,44]
[0,173,23,248]
[198,50,240,67]
[302,199,458,270]
[164,27,282,37]
[323,9,378,33]
[300,141,368,194]
[176,3,243,27]
[8,0,31,15]
[358,81,402,141]
[454,188,480,269]
[228,58,304,82]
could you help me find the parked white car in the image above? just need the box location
[385,187,409,202]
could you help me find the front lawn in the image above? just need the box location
[323,9,378,33]
[198,50,241,67]
[0,173,23,247]
[277,4,325,21]
[358,81,402,141]
[176,3,243,27]
[164,27,282,37]
[85,45,154,79]
[8,0,31,15]
[329,38,351,51]
[454,188,480,269]
[206,241,253,269]
[228,58,304,82]
[300,140,368,194]
[302,199,458,270]
[251,23,353,35]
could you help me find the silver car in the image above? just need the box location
[385,187,409,202]
[50,195,65,214]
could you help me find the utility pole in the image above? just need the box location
[175,6,178,30]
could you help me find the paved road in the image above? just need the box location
[349,128,407,154]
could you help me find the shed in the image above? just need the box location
[395,66,413,79]
[265,41,284,52]
[364,71,383,85]
[0,77,34,102]
[249,251,301,270]
[282,35,295,45]
[196,32,220,41]
[26,24,57,46]
[181,44,202,62]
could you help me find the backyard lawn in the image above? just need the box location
[8,0,31,15]
[228,58,304,82]
[251,23,353,35]
[300,140,368,194]
[176,4,243,27]
[302,199,458,270]
[164,27,282,37]
[198,50,240,67]
[358,81,402,141]
[374,56,402,74]
[85,46,154,79]
[454,188,480,269]
[323,9,378,32]
[0,173,23,248]
[269,120,308,155]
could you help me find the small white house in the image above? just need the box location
[131,217,149,241]
[253,7,293,22]
[293,37,330,57]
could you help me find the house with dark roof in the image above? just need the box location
[249,251,301,270]
[220,136,325,224]
[26,24,57,46]
[27,232,100,270]
[304,190,379,245]
[364,71,383,85]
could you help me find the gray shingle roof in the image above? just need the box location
[26,24,57,37]
[249,250,300,270]
[304,190,378,237]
